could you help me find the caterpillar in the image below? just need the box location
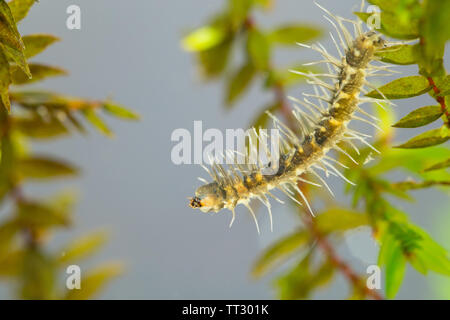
[188,1,397,233]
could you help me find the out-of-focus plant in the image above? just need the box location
[182,0,449,299]
[0,0,138,299]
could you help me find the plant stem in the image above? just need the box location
[419,37,449,127]
[427,77,450,127]
[243,14,384,300]
[299,202,383,300]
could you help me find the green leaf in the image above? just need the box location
[366,76,431,99]
[417,0,450,77]
[421,0,450,47]
[228,0,252,30]
[0,48,11,111]
[441,125,450,137]
[375,44,417,65]
[20,247,55,300]
[0,1,24,50]
[103,101,140,120]
[0,220,19,258]
[0,248,22,276]
[375,178,412,200]
[58,231,108,265]
[0,1,30,77]
[7,0,35,23]
[11,63,67,85]
[276,254,335,300]
[408,252,428,275]
[65,263,124,300]
[17,156,78,180]
[265,64,319,88]
[22,34,60,59]
[182,25,226,52]
[435,75,450,96]
[370,146,450,174]
[3,44,31,79]
[66,112,87,134]
[414,239,450,276]
[424,158,450,172]
[414,224,450,275]
[309,259,335,290]
[251,230,308,278]
[350,179,369,208]
[391,180,450,191]
[82,109,113,137]
[355,11,419,40]
[0,132,15,188]
[374,100,396,138]
[268,24,322,46]
[384,240,407,299]
[11,91,134,129]
[197,38,232,78]
[14,116,69,139]
[16,200,72,228]
[247,29,270,70]
[225,62,255,107]
[381,210,450,278]
[275,253,312,299]
[253,0,272,9]
[367,0,418,13]
[395,127,450,149]
[10,90,67,106]
[392,105,443,128]
[368,147,450,187]
[48,191,77,216]
[416,47,445,78]
[315,207,368,234]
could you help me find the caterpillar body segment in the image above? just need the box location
[188,2,394,233]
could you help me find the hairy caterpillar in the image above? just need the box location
[188,2,397,233]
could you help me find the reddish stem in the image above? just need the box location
[276,62,382,300]
[427,77,450,126]
[244,14,384,300]
[419,37,449,127]
[300,208,383,300]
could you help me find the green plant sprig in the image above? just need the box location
[0,0,138,299]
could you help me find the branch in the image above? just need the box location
[419,37,450,127]
[427,77,450,127]
[243,15,384,300]
[299,203,383,300]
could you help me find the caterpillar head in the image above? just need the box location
[348,31,385,67]
[189,182,225,213]
[365,31,385,49]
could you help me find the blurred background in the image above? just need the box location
[0,0,448,299]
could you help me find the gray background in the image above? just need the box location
[0,0,448,299]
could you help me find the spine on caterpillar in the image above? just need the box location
[188,1,397,233]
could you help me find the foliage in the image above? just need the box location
[182,0,450,299]
[0,0,138,299]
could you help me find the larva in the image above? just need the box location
[188,2,397,233]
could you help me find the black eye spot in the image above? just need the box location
[189,197,202,208]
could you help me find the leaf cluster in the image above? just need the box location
[0,0,137,299]
[181,0,322,113]
[182,0,450,300]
